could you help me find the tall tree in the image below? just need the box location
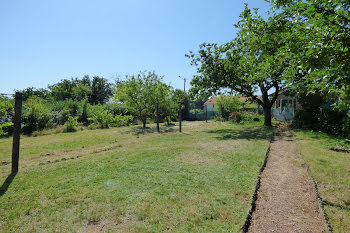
[269,0,350,108]
[91,76,113,104]
[187,6,289,126]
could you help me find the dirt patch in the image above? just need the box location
[78,215,137,233]
[247,127,328,233]
[177,152,222,165]
[173,140,245,165]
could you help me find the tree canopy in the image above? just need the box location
[269,0,350,108]
[114,71,174,128]
[187,6,290,126]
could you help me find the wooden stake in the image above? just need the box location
[156,103,160,133]
[178,103,182,133]
[12,92,22,174]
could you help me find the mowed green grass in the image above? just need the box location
[0,121,272,232]
[295,130,350,233]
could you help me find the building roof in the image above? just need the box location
[204,96,219,105]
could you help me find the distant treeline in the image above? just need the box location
[0,72,191,136]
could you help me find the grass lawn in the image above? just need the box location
[0,121,272,232]
[295,130,350,233]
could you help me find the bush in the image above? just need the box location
[0,122,13,136]
[88,109,112,129]
[292,107,350,138]
[65,116,79,132]
[111,114,134,127]
[229,112,242,122]
[88,108,133,129]
[0,96,14,136]
[22,96,52,134]
[230,111,263,124]
[215,96,242,120]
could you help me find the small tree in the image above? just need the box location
[114,71,169,128]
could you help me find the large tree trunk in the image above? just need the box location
[263,106,272,127]
[142,119,146,128]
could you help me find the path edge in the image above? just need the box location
[294,134,333,233]
[240,133,274,233]
[304,161,333,233]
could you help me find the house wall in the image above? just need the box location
[271,95,300,122]
[205,103,215,112]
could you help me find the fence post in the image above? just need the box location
[12,92,22,174]
[156,103,160,133]
[205,105,208,123]
[178,102,182,133]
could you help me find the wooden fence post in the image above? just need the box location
[12,92,22,174]
[156,103,160,133]
[205,105,208,123]
[178,103,182,133]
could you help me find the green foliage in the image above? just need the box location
[50,99,80,125]
[111,114,134,127]
[88,107,113,129]
[270,0,350,107]
[0,122,13,136]
[115,71,173,128]
[292,107,350,138]
[22,96,52,134]
[65,116,79,132]
[90,76,113,104]
[88,105,133,129]
[22,87,50,101]
[48,76,112,104]
[187,6,290,126]
[0,96,14,136]
[215,96,242,120]
[230,112,263,124]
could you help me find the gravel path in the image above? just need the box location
[248,127,327,233]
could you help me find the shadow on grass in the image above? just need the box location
[0,172,17,197]
[126,125,177,136]
[322,199,350,211]
[205,126,274,141]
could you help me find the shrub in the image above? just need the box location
[229,112,242,122]
[111,114,134,127]
[0,96,14,136]
[88,110,112,129]
[0,122,13,136]
[292,107,350,138]
[215,96,242,120]
[65,116,79,132]
[22,96,52,134]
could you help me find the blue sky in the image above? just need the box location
[0,0,271,94]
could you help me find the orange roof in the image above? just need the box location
[204,96,219,105]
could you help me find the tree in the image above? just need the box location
[269,0,350,108]
[22,87,50,101]
[172,89,190,120]
[91,76,113,104]
[114,71,170,128]
[49,79,77,101]
[187,6,289,126]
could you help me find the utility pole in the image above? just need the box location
[178,76,186,92]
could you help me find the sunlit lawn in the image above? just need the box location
[296,130,350,233]
[0,121,272,232]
